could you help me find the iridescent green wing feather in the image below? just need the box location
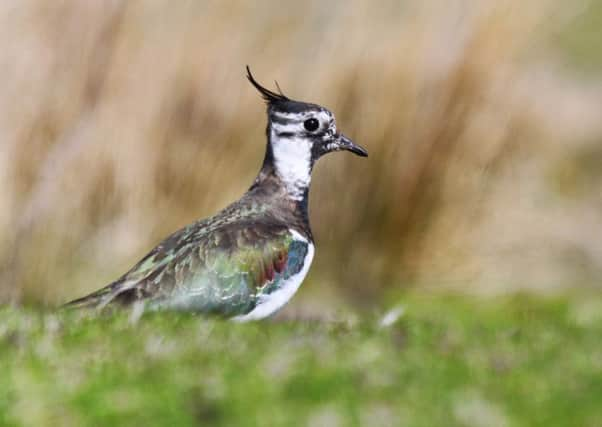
[146,223,304,315]
[66,220,308,317]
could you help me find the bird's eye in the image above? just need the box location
[303,118,319,132]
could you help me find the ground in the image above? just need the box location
[2,294,602,427]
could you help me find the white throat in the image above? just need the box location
[270,129,312,200]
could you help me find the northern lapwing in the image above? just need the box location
[64,67,368,320]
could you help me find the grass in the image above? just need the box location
[2,294,602,426]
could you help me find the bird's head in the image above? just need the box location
[247,67,367,199]
[247,67,368,161]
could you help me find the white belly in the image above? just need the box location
[232,229,314,322]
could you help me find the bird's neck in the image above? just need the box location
[268,128,314,201]
[248,134,312,233]
[253,128,314,199]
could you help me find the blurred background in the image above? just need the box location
[1,0,601,312]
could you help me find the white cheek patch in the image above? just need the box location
[272,111,312,121]
[271,122,304,134]
[270,129,312,200]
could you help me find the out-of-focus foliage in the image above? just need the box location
[2,294,602,426]
[0,0,601,307]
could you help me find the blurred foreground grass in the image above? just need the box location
[2,293,602,427]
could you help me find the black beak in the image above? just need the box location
[337,134,368,157]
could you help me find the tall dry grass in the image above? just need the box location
[1,0,601,307]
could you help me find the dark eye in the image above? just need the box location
[303,118,319,132]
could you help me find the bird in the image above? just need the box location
[64,67,368,321]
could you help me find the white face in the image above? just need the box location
[269,110,335,200]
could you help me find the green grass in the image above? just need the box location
[556,0,602,73]
[2,294,602,427]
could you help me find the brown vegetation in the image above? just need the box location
[1,1,600,307]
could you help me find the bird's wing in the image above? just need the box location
[64,221,310,316]
[62,222,196,310]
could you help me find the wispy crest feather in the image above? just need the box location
[246,66,289,104]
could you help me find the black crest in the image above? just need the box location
[246,66,289,105]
